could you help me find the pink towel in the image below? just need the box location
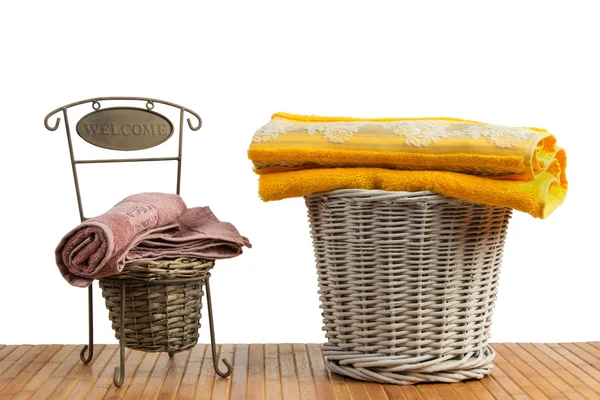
[126,207,252,262]
[56,193,251,288]
[56,193,187,287]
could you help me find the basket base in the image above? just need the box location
[323,344,495,385]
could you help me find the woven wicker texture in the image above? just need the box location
[99,258,213,355]
[305,189,512,385]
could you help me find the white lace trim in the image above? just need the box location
[462,124,537,149]
[252,120,538,148]
[253,121,361,143]
[252,119,289,142]
[310,123,359,143]
[390,121,451,147]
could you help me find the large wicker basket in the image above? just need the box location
[99,257,213,356]
[305,189,512,385]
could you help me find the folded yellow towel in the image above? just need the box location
[249,113,564,181]
[259,165,566,218]
[249,113,568,218]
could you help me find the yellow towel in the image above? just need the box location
[249,113,568,218]
[249,113,563,181]
[259,165,567,219]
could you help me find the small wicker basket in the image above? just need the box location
[99,257,213,356]
[305,189,512,385]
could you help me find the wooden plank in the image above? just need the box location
[0,346,17,362]
[476,376,513,400]
[137,352,172,400]
[431,383,461,399]
[278,343,301,400]
[194,344,216,400]
[56,347,96,382]
[0,345,26,371]
[403,385,428,400]
[533,343,600,396]
[573,342,600,367]
[176,344,207,400]
[66,345,112,381]
[100,349,146,400]
[246,344,265,400]
[0,345,44,379]
[416,384,443,400]
[346,380,370,400]
[346,379,370,400]
[292,344,317,400]
[10,393,32,400]
[83,348,133,400]
[306,344,334,400]
[364,382,390,400]
[154,350,192,400]
[30,344,103,400]
[20,346,76,393]
[63,345,118,400]
[0,345,62,395]
[0,346,48,394]
[210,343,234,400]
[555,343,600,380]
[493,353,549,399]
[565,343,600,365]
[229,344,249,400]
[121,352,159,400]
[519,344,600,399]
[495,343,562,399]
[0,380,9,392]
[11,369,51,400]
[488,363,530,400]
[503,343,584,400]
[264,344,282,400]
[383,384,411,400]
[314,347,353,400]
[451,382,490,400]
[13,345,77,400]
[327,372,354,400]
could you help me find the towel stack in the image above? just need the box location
[56,193,251,287]
[248,113,568,218]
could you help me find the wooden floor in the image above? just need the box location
[1,343,600,399]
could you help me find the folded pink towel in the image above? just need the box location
[126,207,252,261]
[56,194,251,288]
[56,193,187,287]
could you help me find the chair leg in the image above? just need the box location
[113,281,126,388]
[204,277,233,378]
[80,284,94,364]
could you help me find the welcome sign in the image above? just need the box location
[76,107,174,150]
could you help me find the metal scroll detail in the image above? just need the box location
[44,97,202,220]
[44,96,202,134]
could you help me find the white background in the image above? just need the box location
[0,1,598,346]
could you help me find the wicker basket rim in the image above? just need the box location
[125,257,213,268]
[306,189,510,209]
[104,257,214,283]
[100,274,209,284]
[307,189,439,201]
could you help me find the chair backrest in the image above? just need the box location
[45,96,202,222]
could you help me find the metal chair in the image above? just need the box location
[45,97,232,387]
